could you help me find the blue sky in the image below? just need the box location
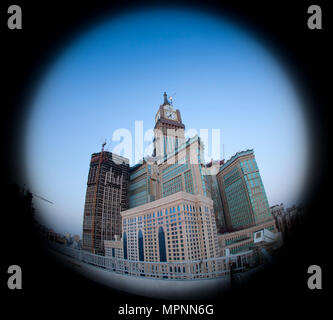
[24,8,308,236]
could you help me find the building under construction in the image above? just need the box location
[82,145,129,255]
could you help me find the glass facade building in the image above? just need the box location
[129,161,159,209]
[217,150,273,232]
[204,160,227,233]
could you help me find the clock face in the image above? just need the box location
[165,111,176,120]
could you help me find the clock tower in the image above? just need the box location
[153,92,185,159]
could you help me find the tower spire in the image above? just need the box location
[163,92,169,105]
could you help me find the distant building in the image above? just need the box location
[285,205,305,236]
[217,220,277,255]
[270,204,306,242]
[65,232,72,245]
[72,234,81,249]
[270,203,286,235]
[216,150,273,232]
[82,148,130,254]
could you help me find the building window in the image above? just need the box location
[138,229,144,261]
[123,232,127,259]
[158,227,167,262]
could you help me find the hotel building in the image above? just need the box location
[216,150,274,232]
[121,191,218,262]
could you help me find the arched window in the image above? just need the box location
[123,232,127,260]
[158,226,167,262]
[138,229,144,261]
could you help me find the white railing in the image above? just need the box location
[50,243,260,280]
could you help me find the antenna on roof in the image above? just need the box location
[169,92,176,106]
[102,139,107,152]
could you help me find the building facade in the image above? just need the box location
[204,159,227,233]
[82,149,130,254]
[216,150,273,232]
[158,135,211,199]
[121,191,219,262]
[129,160,160,209]
[104,236,123,259]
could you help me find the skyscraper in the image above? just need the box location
[118,93,218,263]
[129,160,160,209]
[153,92,185,159]
[158,135,211,199]
[82,145,130,254]
[216,150,273,232]
[204,159,227,233]
[129,93,209,210]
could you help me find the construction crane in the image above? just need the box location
[32,193,54,205]
[21,184,54,205]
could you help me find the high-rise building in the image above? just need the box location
[216,150,273,232]
[129,93,210,208]
[153,92,185,159]
[129,160,160,209]
[82,146,130,254]
[158,135,211,199]
[204,159,227,233]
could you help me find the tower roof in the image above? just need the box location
[162,91,170,106]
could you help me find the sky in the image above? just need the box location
[24,7,308,236]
